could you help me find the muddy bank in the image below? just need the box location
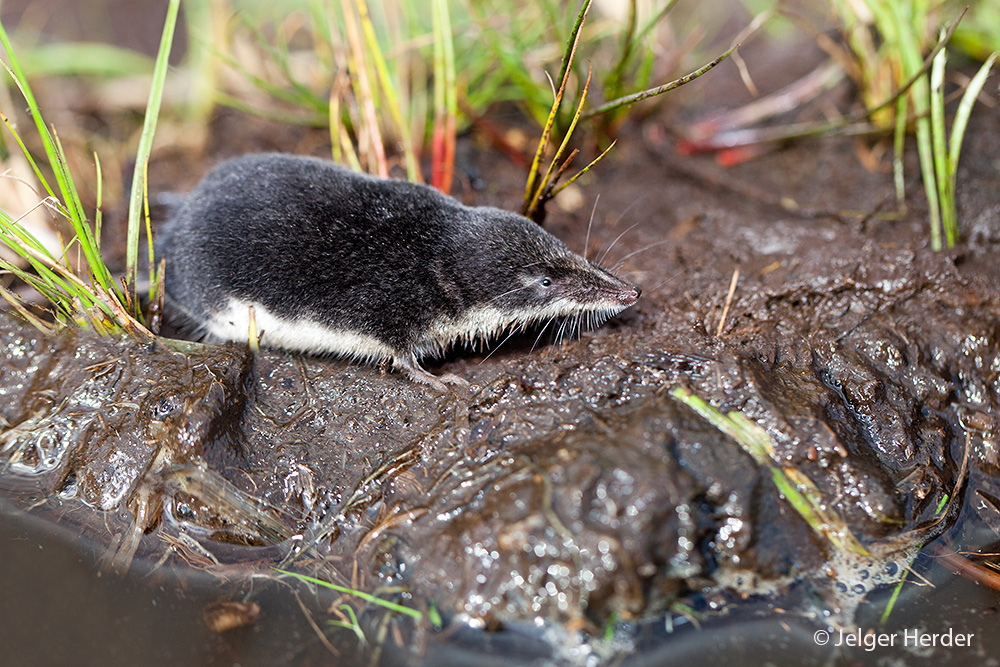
[2,93,999,663]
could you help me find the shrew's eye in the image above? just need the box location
[540,277,552,287]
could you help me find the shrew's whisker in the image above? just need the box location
[531,315,557,353]
[584,193,600,261]
[487,283,533,304]
[609,239,672,271]
[598,219,644,267]
[479,326,524,365]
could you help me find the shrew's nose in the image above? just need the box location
[620,286,640,305]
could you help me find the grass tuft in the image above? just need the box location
[522,0,742,221]
[219,0,734,206]
[522,0,590,212]
[0,0,178,335]
[683,3,995,250]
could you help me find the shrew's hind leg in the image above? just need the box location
[392,354,468,391]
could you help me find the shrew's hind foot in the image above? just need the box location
[393,354,468,392]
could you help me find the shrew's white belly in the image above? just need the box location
[208,299,395,362]
[207,295,606,362]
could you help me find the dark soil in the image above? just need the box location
[2,18,1000,667]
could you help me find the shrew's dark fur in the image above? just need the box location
[156,153,639,387]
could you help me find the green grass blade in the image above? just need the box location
[327,604,366,642]
[880,571,908,625]
[465,3,551,124]
[939,51,996,247]
[915,114,941,250]
[357,0,421,182]
[241,16,328,110]
[143,159,157,306]
[671,387,771,464]
[671,386,868,554]
[634,0,679,45]
[126,0,179,307]
[18,42,153,78]
[427,603,443,629]
[776,467,869,555]
[604,0,637,100]
[553,0,592,103]
[551,139,616,196]
[274,568,423,619]
[585,40,739,118]
[948,52,997,171]
[309,0,335,51]
[527,65,594,217]
[929,39,951,245]
[93,153,103,244]
[0,254,62,309]
[892,95,908,207]
[49,128,104,281]
[881,491,956,624]
[212,41,328,112]
[883,0,940,249]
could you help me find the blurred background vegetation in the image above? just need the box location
[0,0,997,334]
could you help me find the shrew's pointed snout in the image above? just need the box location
[619,285,640,306]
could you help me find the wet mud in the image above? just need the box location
[3,58,1000,667]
